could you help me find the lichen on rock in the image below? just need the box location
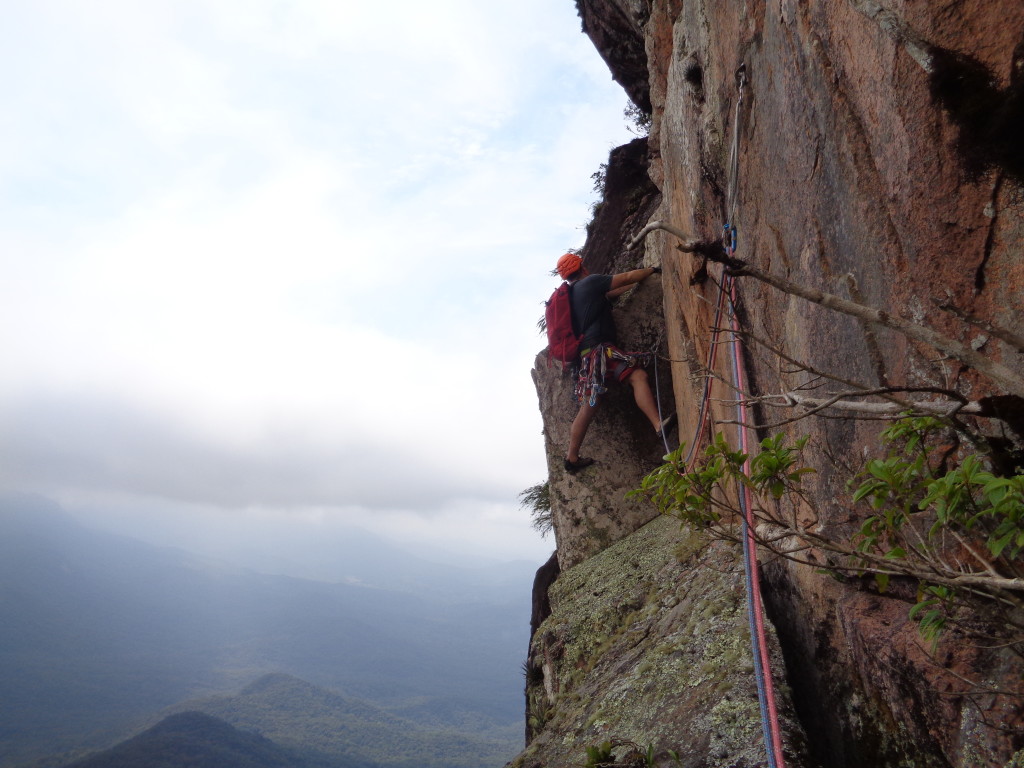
[512,516,811,768]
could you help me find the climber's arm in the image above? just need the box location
[607,267,660,297]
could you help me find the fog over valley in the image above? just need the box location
[0,493,534,767]
[0,1,640,765]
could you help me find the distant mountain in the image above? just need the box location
[61,710,362,768]
[58,675,517,768]
[119,513,543,601]
[166,673,519,768]
[0,493,527,767]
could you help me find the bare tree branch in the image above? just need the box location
[934,297,1024,354]
[627,222,1024,397]
[729,263,1024,398]
[786,392,983,416]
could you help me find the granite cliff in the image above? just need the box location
[515,2,1024,767]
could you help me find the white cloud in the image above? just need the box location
[0,0,637,567]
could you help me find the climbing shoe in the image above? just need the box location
[564,456,595,474]
[655,413,677,437]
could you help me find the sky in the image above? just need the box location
[0,0,641,570]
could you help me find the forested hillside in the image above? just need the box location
[165,674,519,768]
[63,712,326,768]
[62,675,519,768]
[0,494,526,767]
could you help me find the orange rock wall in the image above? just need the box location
[563,0,1024,764]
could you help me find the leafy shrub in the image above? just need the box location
[632,418,1024,648]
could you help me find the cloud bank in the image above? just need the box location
[0,0,639,565]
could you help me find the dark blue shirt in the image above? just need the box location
[570,274,616,352]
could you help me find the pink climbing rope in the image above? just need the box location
[723,64,787,768]
[664,63,787,766]
[682,276,730,469]
[726,266,787,768]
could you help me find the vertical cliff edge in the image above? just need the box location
[514,2,1024,767]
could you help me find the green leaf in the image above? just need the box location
[867,460,890,480]
[989,530,1015,558]
[909,598,935,620]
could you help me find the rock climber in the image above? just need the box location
[556,252,673,474]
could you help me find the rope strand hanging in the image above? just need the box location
[631,64,788,768]
[722,64,788,768]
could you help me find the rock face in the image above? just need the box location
[576,1,652,112]
[519,2,1024,767]
[514,517,812,768]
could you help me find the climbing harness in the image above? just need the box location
[574,345,653,407]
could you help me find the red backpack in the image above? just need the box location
[545,282,582,365]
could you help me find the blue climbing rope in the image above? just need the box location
[723,65,787,768]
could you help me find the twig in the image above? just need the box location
[845,273,890,386]
[934,297,1024,354]
[630,220,1024,396]
[727,262,1024,398]
[626,221,704,252]
[731,326,889,393]
[786,392,983,416]
[948,528,1005,581]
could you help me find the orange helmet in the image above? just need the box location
[556,252,583,279]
